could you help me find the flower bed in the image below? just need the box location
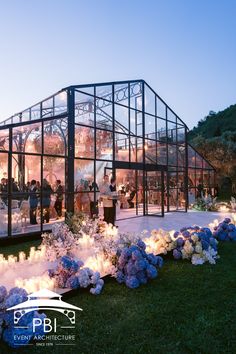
[1,212,233,348]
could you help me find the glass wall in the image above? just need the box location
[187,145,215,205]
[0,80,215,237]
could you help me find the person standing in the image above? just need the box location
[29,179,38,225]
[54,180,64,218]
[0,178,8,205]
[89,181,99,218]
[42,179,53,223]
[100,175,114,225]
[128,186,136,208]
[110,177,117,225]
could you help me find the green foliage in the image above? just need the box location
[188,104,236,181]
[188,104,236,140]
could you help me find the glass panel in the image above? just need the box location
[96,130,113,160]
[0,153,8,236]
[95,85,112,100]
[144,84,156,115]
[146,171,162,215]
[167,109,176,122]
[76,86,94,96]
[21,109,30,122]
[188,146,196,167]
[0,153,8,210]
[75,91,94,126]
[44,118,67,156]
[54,91,68,116]
[145,114,156,137]
[145,140,156,164]
[195,153,203,168]
[115,133,129,161]
[130,109,142,136]
[188,169,196,187]
[12,154,41,192]
[157,142,167,165]
[178,145,185,166]
[156,97,166,118]
[130,137,143,163]
[168,188,178,211]
[177,126,185,144]
[13,122,42,154]
[116,169,144,219]
[12,114,21,124]
[196,170,203,197]
[75,159,94,192]
[31,104,41,120]
[43,156,65,186]
[42,98,54,118]
[167,120,177,143]
[157,118,166,141]
[129,82,143,111]
[0,129,9,151]
[96,99,112,130]
[168,144,177,166]
[114,104,129,132]
[75,159,95,215]
[75,125,94,158]
[114,83,129,107]
[95,160,112,189]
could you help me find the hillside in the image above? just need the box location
[188,104,236,140]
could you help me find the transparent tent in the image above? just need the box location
[0,80,215,238]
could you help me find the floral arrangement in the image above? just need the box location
[172,226,219,265]
[211,217,236,241]
[193,195,218,211]
[48,255,104,295]
[115,240,164,288]
[0,286,46,348]
[143,229,175,255]
[142,225,219,265]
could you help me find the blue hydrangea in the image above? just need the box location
[126,260,138,276]
[137,239,146,250]
[65,275,80,289]
[201,240,209,250]
[125,276,140,289]
[116,270,125,283]
[134,259,146,271]
[173,249,182,260]
[156,256,164,268]
[173,231,180,238]
[147,253,158,266]
[0,286,7,303]
[131,249,142,261]
[177,238,185,247]
[90,271,101,285]
[229,230,236,241]
[61,255,73,269]
[136,271,148,284]
[146,264,158,279]
[182,231,191,238]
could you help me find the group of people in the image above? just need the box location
[75,176,117,224]
[28,179,64,224]
[0,177,64,225]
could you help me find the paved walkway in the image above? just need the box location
[116,210,232,233]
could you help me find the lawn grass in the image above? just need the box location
[0,242,236,354]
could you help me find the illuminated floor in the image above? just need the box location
[0,209,232,238]
[116,210,232,233]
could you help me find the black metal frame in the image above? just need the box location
[0,79,216,239]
